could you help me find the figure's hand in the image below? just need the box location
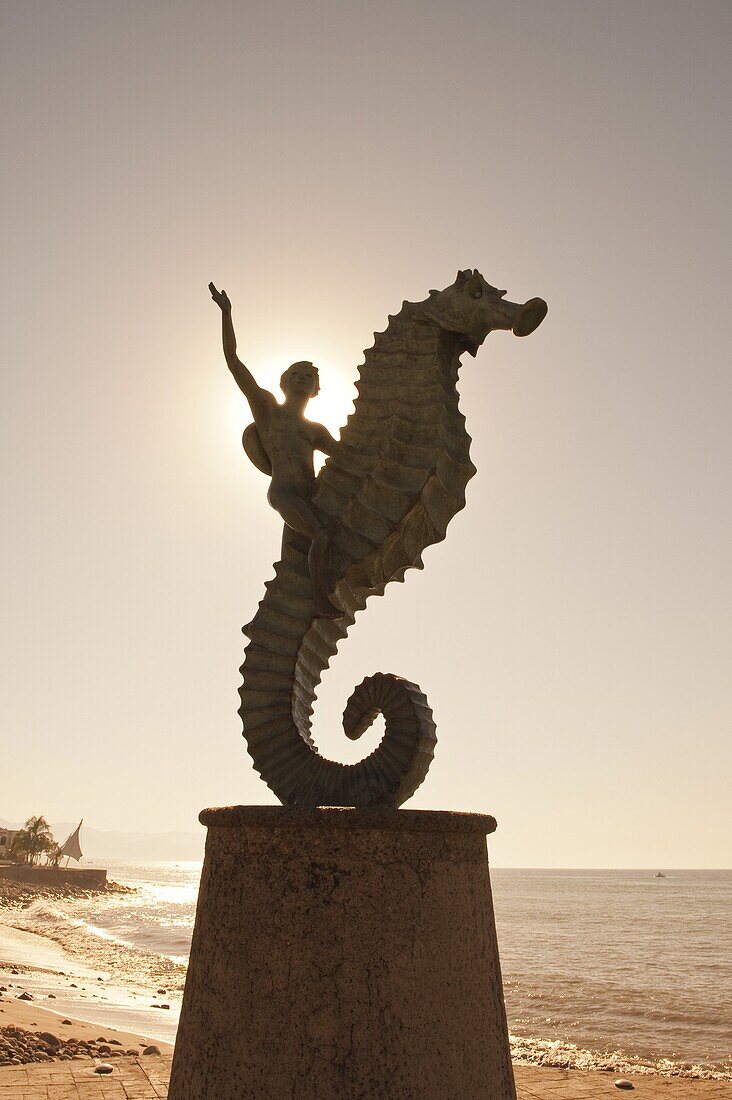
[209,282,232,312]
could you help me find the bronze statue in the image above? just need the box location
[210,283,341,619]
[212,270,547,808]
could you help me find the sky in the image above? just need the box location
[1,0,730,867]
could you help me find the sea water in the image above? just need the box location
[3,863,730,1078]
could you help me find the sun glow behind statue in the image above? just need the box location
[223,352,356,475]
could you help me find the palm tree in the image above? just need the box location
[15,816,56,866]
[9,832,30,864]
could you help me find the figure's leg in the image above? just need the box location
[269,490,341,619]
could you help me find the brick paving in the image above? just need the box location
[514,1065,732,1099]
[0,1055,170,1099]
[1,1056,731,1098]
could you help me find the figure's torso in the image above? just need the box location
[249,403,320,495]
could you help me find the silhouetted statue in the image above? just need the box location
[212,271,547,809]
[210,283,341,618]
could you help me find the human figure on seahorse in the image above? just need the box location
[209,282,342,619]
[211,270,547,810]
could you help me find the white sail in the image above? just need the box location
[58,820,83,862]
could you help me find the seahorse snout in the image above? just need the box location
[511,297,548,337]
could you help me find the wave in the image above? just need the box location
[2,899,187,990]
[510,1034,732,1081]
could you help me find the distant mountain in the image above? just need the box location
[0,818,204,861]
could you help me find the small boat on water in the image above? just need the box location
[654,872,667,878]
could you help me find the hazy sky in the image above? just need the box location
[1,1,730,866]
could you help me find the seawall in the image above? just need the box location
[0,865,107,888]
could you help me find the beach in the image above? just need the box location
[1,863,730,1096]
[0,868,183,1043]
[0,921,174,1097]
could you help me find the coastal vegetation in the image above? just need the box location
[0,818,118,904]
[6,817,59,867]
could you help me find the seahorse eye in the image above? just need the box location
[472,289,482,300]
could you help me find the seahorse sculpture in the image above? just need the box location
[239,270,547,808]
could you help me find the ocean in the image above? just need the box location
[3,863,730,1078]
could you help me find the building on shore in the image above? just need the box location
[0,829,20,859]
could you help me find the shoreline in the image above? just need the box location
[0,992,173,1055]
[3,920,729,1085]
[1,883,729,1087]
[0,915,180,1047]
[509,1032,732,1083]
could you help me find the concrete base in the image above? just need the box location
[169,806,515,1100]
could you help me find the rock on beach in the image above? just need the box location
[0,1024,102,1067]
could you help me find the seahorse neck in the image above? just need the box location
[370,298,460,368]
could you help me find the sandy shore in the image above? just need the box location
[0,991,172,1052]
[0,920,179,1047]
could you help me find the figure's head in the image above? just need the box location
[422,269,547,356]
[280,360,320,401]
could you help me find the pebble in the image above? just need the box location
[0,1023,98,1066]
[143,1045,161,1055]
[95,1062,114,1074]
[615,1082,635,1091]
[17,991,33,1001]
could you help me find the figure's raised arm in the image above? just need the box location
[209,283,274,414]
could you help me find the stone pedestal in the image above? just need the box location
[168,806,515,1100]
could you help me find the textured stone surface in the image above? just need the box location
[168,806,515,1100]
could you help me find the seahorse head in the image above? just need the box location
[422,269,547,356]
